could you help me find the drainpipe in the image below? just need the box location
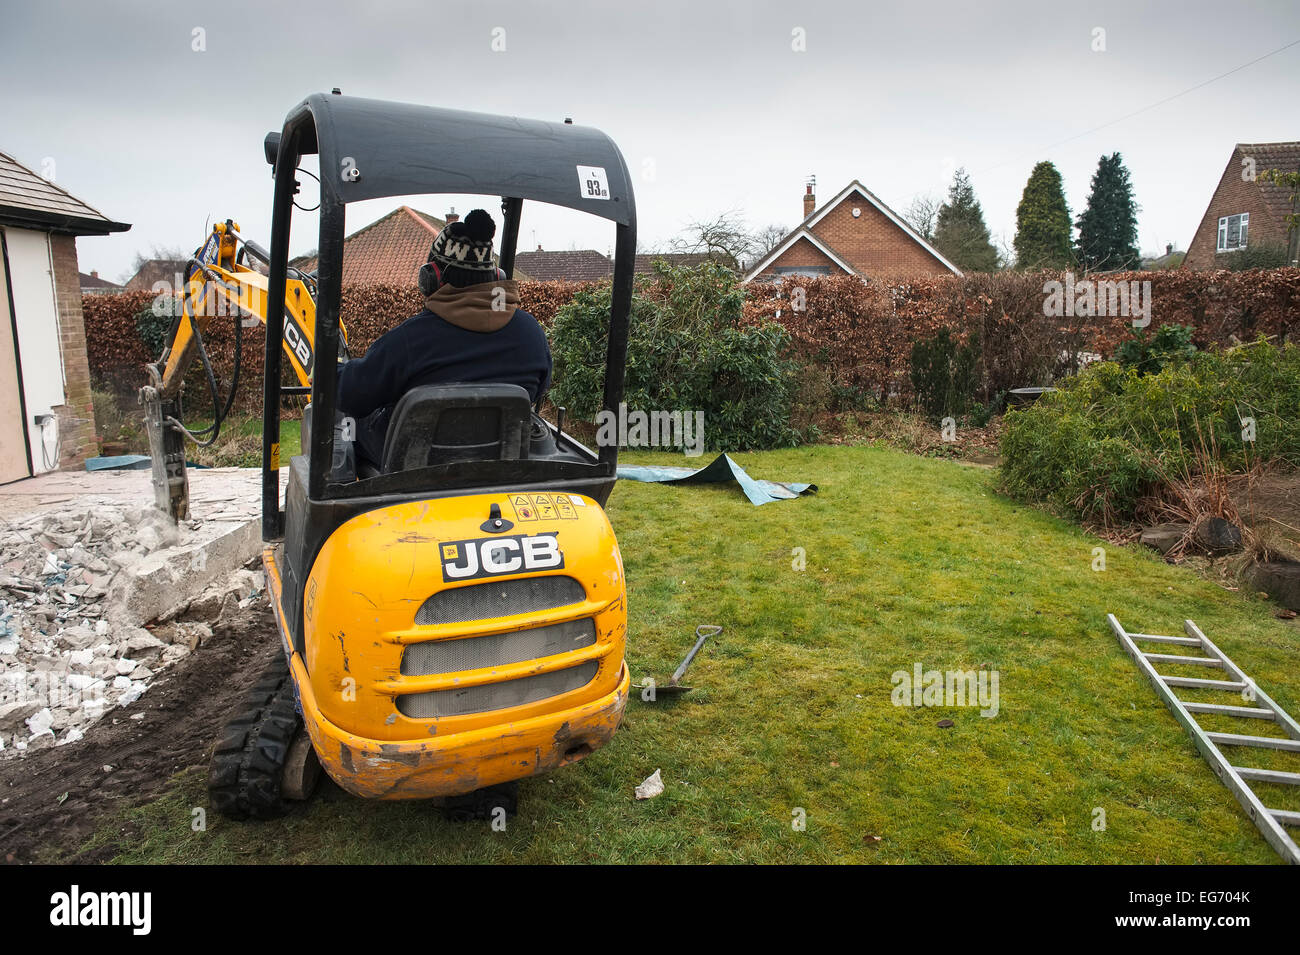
[1290,164,1299,266]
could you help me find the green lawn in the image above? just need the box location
[184,416,301,468]
[88,445,1300,863]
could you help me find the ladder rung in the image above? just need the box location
[1183,702,1276,720]
[1207,732,1300,752]
[1143,653,1222,667]
[1132,633,1201,646]
[1110,614,1300,865]
[1158,675,1247,691]
[1234,766,1300,786]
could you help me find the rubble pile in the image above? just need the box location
[0,502,263,757]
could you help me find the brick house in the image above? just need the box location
[0,150,130,482]
[79,270,123,296]
[1183,142,1300,270]
[744,180,962,282]
[124,257,189,292]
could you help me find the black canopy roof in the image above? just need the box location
[290,93,634,226]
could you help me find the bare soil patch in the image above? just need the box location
[0,602,277,863]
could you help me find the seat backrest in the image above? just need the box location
[381,383,531,473]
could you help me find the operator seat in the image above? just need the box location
[379,382,532,474]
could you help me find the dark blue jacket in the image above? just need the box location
[337,307,551,418]
[337,285,550,463]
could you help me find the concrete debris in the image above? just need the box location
[1140,523,1189,556]
[635,768,664,800]
[0,499,266,759]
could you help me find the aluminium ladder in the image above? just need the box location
[1108,613,1300,864]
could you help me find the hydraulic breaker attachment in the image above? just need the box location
[141,367,189,522]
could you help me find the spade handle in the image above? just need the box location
[670,625,722,685]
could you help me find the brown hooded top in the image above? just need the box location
[424,279,521,332]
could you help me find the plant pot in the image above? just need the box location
[1007,387,1057,408]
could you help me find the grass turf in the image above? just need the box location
[84,445,1300,863]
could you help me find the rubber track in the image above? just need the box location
[207,655,301,820]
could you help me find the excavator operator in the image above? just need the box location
[336,208,552,469]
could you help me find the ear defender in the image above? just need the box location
[418,260,442,296]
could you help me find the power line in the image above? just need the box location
[979,37,1300,176]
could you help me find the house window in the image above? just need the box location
[774,266,831,278]
[1217,213,1249,252]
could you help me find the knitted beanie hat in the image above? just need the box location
[427,208,497,274]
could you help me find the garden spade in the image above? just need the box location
[637,625,722,699]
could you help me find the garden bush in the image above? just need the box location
[909,328,980,419]
[548,261,805,451]
[1000,339,1300,522]
[1114,322,1197,375]
[88,269,1300,414]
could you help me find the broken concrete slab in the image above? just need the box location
[1141,523,1189,556]
[0,467,284,758]
[102,517,261,629]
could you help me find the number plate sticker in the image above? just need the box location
[577,165,610,200]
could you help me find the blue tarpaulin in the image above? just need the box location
[85,455,208,471]
[85,455,152,471]
[616,453,816,506]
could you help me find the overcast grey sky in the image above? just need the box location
[2,0,1297,281]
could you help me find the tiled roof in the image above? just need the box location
[512,249,613,282]
[0,150,129,235]
[1239,142,1300,224]
[295,206,447,285]
[505,250,720,283]
[79,271,122,290]
[124,259,189,292]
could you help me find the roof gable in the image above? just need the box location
[749,231,855,277]
[744,179,962,281]
[125,258,189,291]
[1237,142,1300,224]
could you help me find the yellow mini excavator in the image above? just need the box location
[144,93,635,820]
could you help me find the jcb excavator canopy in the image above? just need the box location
[261,93,636,542]
[268,93,634,224]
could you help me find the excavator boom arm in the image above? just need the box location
[142,220,347,521]
[153,220,342,398]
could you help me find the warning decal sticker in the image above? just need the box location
[510,494,537,521]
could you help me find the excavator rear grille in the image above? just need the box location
[396,661,600,718]
[415,576,586,625]
[401,618,597,675]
